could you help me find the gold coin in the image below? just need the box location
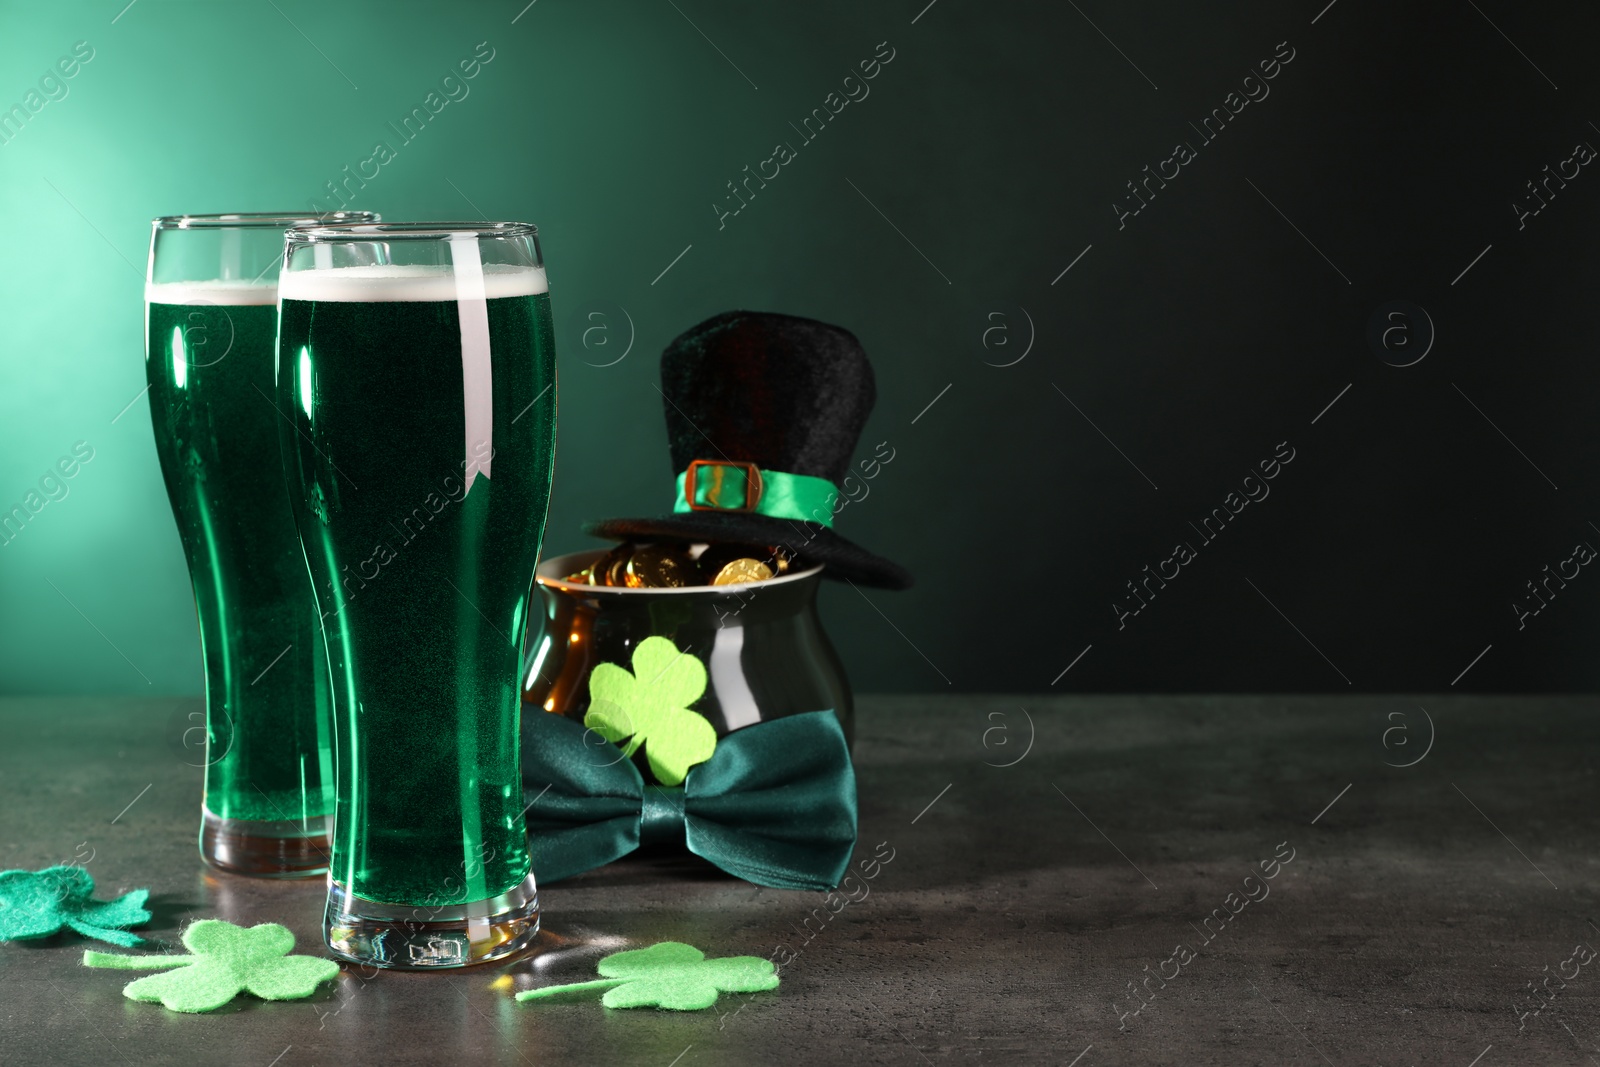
[593,544,632,587]
[625,544,692,588]
[712,558,774,585]
[692,545,737,583]
[695,543,777,583]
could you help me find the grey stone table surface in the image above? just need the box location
[1,695,1596,1066]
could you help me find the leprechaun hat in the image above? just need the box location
[584,310,912,589]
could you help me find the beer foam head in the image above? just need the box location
[144,280,278,306]
[277,263,549,302]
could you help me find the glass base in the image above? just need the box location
[200,808,330,879]
[324,873,540,970]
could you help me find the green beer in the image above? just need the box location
[146,291,332,832]
[145,212,372,877]
[277,223,554,968]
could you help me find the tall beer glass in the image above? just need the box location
[277,222,556,968]
[146,211,376,877]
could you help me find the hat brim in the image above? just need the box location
[583,512,913,590]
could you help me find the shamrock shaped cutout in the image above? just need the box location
[83,919,339,1013]
[516,941,778,1010]
[584,635,716,786]
[0,866,150,947]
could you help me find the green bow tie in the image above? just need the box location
[521,710,857,891]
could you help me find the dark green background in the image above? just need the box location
[3,0,1597,694]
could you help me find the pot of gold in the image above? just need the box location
[521,542,855,775]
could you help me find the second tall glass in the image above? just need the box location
[276,222,556,968]
[146,211,376,877]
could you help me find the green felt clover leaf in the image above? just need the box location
[516,941,779,1011]
[0,866,151,947]
[82,919,339,1013]
[584,635,716,786]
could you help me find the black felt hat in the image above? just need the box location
[584,310,913,589]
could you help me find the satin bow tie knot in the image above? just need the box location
[521,709,858,891]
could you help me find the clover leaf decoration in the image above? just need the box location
[584,636,716,786]
[0,866,150,947]
[516,941,778,1010]
[83,919,339,1013]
